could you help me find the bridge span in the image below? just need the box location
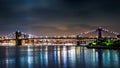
[0,27,119,46]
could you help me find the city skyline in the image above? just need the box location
[0,0,120,36]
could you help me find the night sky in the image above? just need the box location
[0,0,120,36]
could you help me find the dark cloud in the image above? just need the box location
[0,0,120,36]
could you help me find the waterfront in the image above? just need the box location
[0,46,120,68]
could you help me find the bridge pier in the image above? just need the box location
[77,40,80,45]
[15,31,22,46]
[16,39,22,46]
[31,40,35,45]
[97,27,102,40]
[76,35,80,45]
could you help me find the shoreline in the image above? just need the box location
[87,46,120,49]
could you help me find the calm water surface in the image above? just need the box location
[0,46,120,68]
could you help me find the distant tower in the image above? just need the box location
[15,31,22,46]
[97,27,102,39]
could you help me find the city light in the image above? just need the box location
[0,27,119,46]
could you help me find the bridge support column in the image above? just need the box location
[77,40,80,45]
[76,35,80,45]
[16,39,22,46]
[98,27,102,39]
[31,40,34,45]
[15,31,22,46]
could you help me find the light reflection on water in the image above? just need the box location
[0,46,120,68]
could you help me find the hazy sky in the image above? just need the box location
[0,0,120,36]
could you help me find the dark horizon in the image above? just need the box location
[0,0,120,36]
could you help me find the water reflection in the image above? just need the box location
[0,46,120,68]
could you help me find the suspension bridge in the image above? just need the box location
[0,27,119,46]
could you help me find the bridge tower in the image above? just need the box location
[97,27,102,39]
[15,31,22,46]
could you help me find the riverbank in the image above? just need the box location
[87,45,120,49]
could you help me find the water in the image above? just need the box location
[0,46,120,68]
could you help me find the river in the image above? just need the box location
[0,46,120,68]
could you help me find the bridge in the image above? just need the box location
[0,27,119,46]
